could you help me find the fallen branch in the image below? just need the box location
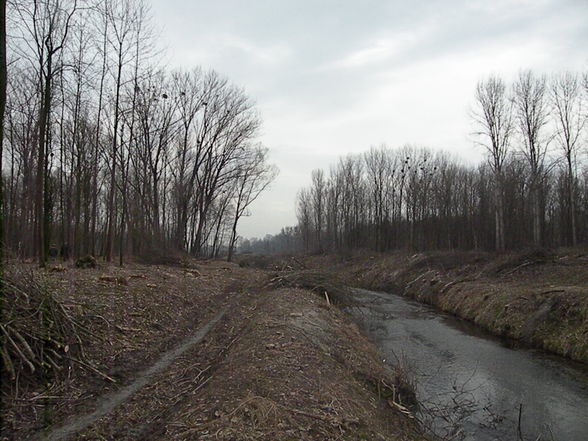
[66,356,117,383]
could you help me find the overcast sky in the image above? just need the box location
[151,0,588,238]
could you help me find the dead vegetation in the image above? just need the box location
[159,288,426,441]
[1,259,265,440]
[237,254,308,272]
[0,265,94,387]
[75,255,97,269]
[480,248,556,276]
[237,254,276,269]
[1,259,425,441]
[302,249,588,364]
[268,270,356,307]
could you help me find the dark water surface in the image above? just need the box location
[349,289,588,441]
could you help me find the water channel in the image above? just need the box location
[350,288,588,441]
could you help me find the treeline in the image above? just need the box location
[256,71,588,254]
[2,0,276,265]
[239,227,302,256]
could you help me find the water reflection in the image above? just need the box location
[349,289,588,441]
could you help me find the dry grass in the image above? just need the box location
[302,249,588,364]
[1,259,425,441]
[480,248,556,276]
[0,259,266,440]
[160,287,426,441]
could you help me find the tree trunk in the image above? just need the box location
[36,58,53,267]
[495,176,505,251]
[91,11,108,257]
[0,0,6,265]
[567,157,577,246]
[105,46,124,262]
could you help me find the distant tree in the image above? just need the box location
[310,169,326,252]
[472,75,514,251]
[550,72,586,246]
[296,189,313,252]
[364,145,391,251]
[513,70,551,246]
[226,147,277,262]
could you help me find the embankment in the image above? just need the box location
[2,260,426,441]
[303,250,588,364]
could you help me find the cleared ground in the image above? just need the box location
[1,259,426,441]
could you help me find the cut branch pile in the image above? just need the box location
[268,270,356,307]
[0,266,92,388]
[482,248,556,276]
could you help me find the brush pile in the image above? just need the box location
[482,248,556,276]
[268,270,356,306]
[0,266,90,388]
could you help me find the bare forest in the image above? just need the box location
[3,2,588,441]
[244,71,588,256]
[2,0,277,266]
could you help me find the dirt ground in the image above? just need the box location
[296,249,588,365]
[1,259,427,441]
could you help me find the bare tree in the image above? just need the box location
[310,168,326,252]
[89,0,109,256]
[513,70,551,246]
[14,0,79,266]
[364,146,392,250]
[103,0,145,262]
[551,72,586,246]
[0,0,6,262]
[283,73,588,255]
[226,146,277,261]
[170,68,207,250]
[190,77,260,255]
[296,189,313,253]
[3,0,274,264]
[473,76,514,251]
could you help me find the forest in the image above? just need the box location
[1,0,276,266]
[242,72,588,255]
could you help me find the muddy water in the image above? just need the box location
[350,289,588,441]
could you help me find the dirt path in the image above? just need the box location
[37,308,229,441]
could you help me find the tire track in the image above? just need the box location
[37,308,228,441]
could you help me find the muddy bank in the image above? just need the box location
[301,250,588,364]
[1,261,425,441]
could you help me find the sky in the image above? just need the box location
[150,0,588,239]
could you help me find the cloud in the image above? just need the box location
[219,35,292,65]
[321,26,434,70]
[149,0,588,238]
